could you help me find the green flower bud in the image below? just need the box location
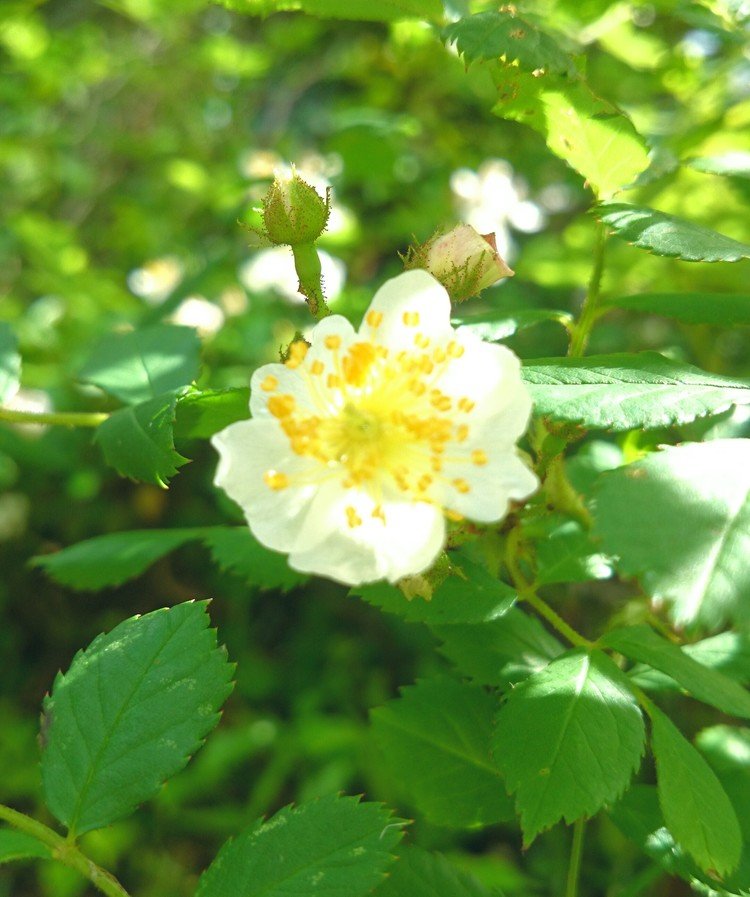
[261,171,330,247]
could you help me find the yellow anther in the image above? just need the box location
[346,506,363,528]
[433,348,447,363]
[471,449,488,466]
[372,504,386,523]
[366,310,383,328]
[267,394,296,419]
[452,478,471,494]
[456,424,469,442]
[343,342,378,387]
[447,341,465,358]
[410,380,427,396]
[414,333,430,349]
[419,357,434,374]
[310,360,324,376]
[263,470,290,490]
[431,394,452,412]
[325,334,342,350]
[418,474,433,492]
[458,397,476,413]
[286,341,309,368]
[327,373,341,390]
[403,311,420,326]
[445,509,465,522]
[260,375,278,392]
[431,456,443,472]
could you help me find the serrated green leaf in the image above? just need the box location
[371,676,514,827]
[523,353,750,431]
[95,391,188,487]
[444,11,576,75]
[80,324,201,405]
[529,517,612,585]
[494,649,645,843]
[373,847,492,897]
[607,292,750,327]
[0,323,21,405]
[592,439,750,629]
[687,152,750,179]
[202,526,308,592]
[0,829,51,865]
[195,795,403,897]
[631,632,750,692]
[603,626,750,719]
[435,608,564,688]
[216,0,443,21]
[31,528,203,590]
[454,307,573,341]
[650,704,741,877]
[355,551,516,624]
[42,601,234,836]
[174,388,249,439]
[492,73,649,200]
[596,203,750,262]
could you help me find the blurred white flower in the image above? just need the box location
[450,159,546,260]
[5,388,53,437]
[239,247,346,305]
[127,257,183,305]
[170,296,226,336]
[212,270,537,586]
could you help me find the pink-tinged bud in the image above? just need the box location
[403,224,514,303]
[261,171,330,247]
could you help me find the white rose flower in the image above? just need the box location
[212,270,538,586]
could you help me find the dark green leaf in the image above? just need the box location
[80,324,201,405]
[371,676,514,827]
[453,307,573,341]
[593,439,750,629]
[494,649,645,843]
[373,847,492,897]
[95,391,188,487]
[42,602,234,835]
[195,795,403,897]
[0,830,51,865]
[0,323,21,405]
[523,353,750,431]
[607,292,750,327]
[202,526,308,592]
[444,11,576,75]
[650,704,741,877]
[217,0,443,22]
[603,626,750,719]
[31,528,203,590]
[174,388,249,439]
[596,203,750,262]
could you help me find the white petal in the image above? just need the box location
[361,270,453,350]
[212,418,326,553]
[289,485,446,586]
[441,449,538,522]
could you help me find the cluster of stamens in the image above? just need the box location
[261,311,489,527]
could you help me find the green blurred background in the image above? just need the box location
[2,0,750,893]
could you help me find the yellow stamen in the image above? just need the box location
[366,310,383,328]
[471,449,488,465]
[346,506,363,528]
[453,478,471,494]
[286,341,308,368]
[267,394,296,418]
[447,341,465,358]
[260,375,278,392]
[458,397,475,413]
[264,470,289,490]
[403,311,420,326]
[325,334,342,350]
[310,360,324,376]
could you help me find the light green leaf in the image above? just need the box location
[355,551,516,624]
[174,388,249,439]
[435,608,564,689]
[0,323,21,405]
[444,11,576,75]
[195,795,403,897]
[596,203,750,262]
[493,74,650,200]
[603,625,750,719]
[494,649,645,844]
[217,0,443,22]
[523,353,750,431]
[631,631,750,691]
[202,526,308,592]
[31,528,203,590]
[371,676,514,827]
[607,292,750,327]
[687,152,750,179]
[42,601,234,836]
[0,829,51,865]
[528,517,612,585]
[592,439,750,629]
[95,391,188,487]
[80,324,201,405]
[373,847,491,897]
[454,307,573,341]
[650,704,741,877]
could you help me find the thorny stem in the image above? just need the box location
[0,804,131,897]
[565,818,586,897]
[292,242,331,319]
[568,222,607,357]
[0,408,109,428]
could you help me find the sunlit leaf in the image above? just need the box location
[687,152,750,179]
[174,388,249,439]
[454,307,573,341]
[0,323,21,405]
[217,0,444,22]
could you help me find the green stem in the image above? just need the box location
[0,408,109,428]
[568,222,607,357]
[0,804,131,897]
[291,243,330,319]
[565,818,586,897]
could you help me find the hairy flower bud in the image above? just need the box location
[404,224,514,303]
[261,171,330,247]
